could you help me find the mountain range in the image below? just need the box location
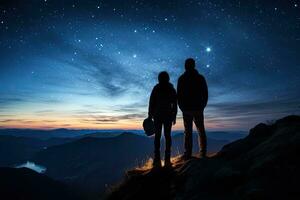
[0,128,246,199]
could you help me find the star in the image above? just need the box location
[206,64,210,68]
[206,47,211,52]
[133,54,137,58]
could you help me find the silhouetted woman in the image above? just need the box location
[148,71,177,167]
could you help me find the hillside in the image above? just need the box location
[33,133,153,195]
[32,132,228,195]
[0,167,83,200]
[0,135,73,166]
[106,115,300,200]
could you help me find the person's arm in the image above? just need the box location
[171,87,177,125]
[177,77,183,110]
[202,77,208,108]
[148,86,156,118]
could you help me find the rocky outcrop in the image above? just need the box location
[106,115,300,200]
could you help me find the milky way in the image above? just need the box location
[0,0,299,130]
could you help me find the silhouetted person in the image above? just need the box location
[177,58,208,159]
[148,71,177,167]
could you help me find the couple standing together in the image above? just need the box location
[148,58,208,168]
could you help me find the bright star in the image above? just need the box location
[206,47,211,52]
[206,64,210,68]
[133,54,137,58]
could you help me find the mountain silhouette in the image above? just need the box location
[32,132,228,196]
[0,128,94,139]
[106,115,300,200]
[33,133,153,196]
[0,167,83,200]
[0,135,73,166]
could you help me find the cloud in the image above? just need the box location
[0,119,35,123]
[205,97,300,129]
[34,110,55,114]
[77,112,146,125]
[36,31,144,98]
[0,97,25,105]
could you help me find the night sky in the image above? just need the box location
[0,0,299,130]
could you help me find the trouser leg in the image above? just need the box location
[194,112,207,154]
[183,112,193,157]
[154,119,162,161]
[163,121,172,162]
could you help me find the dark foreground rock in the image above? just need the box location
[106,115,300,200]
[0,167,84,200]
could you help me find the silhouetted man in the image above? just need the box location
[177,58,208,159]
[148,71,177,167]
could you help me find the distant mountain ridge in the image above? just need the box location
[0,128,246,199]
[0,135,73,166]
[0,128,91,139]
[0,128,245,140]
[32,132,230,195]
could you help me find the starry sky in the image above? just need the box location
[0,0,299,130]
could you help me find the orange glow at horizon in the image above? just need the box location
[0,115,226,130]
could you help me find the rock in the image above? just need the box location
[106,115,300,200]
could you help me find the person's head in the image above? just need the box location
[185,58,196,71]
[158,71,170,84]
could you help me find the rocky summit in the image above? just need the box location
[106,115,300,200]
